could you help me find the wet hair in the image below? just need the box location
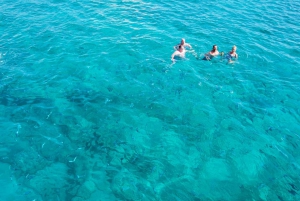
[178,45,182,49]
[212,45,217,52]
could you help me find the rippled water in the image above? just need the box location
[0,0,300,200]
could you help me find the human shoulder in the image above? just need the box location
[174,44,180,50]
[172,50,180,56]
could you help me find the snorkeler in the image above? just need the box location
[174,38,192,50]
[226,45,238,63]
[171,45,186,61]
[204,45,219,60]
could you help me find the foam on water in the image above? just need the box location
[0,0,300,200]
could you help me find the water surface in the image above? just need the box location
[0,0,300,200]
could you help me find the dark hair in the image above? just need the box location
[178,45,182,49]
[213,45,217,49]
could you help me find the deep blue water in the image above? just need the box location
[0,0,300,200]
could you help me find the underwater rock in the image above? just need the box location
[111,169,143,200]
[76,180,96,199]
[0,96,50,107]
[258,184,270,201]
[203,158,231,181]
[29,162,69,200]
[220,118,231,129]
[233,150,265,183]
[71,196,83,201]
[0,162,19,200]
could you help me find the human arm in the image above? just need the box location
[204,51,212,60]
[171,51,179,61]
[205,51,211,56]
[185,43,192,49]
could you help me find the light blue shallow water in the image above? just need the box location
[0,0,300,200]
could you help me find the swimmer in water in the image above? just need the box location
[171,45,186,61]
[174,38,192,50]
[204,45,219,60]
[226,45,238,63]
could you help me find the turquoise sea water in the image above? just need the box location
[1,0,300,200]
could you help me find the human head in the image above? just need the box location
[232,45,237,51]
[212,45,217,51]
[181,38,185,45]
[178,45,184,51]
